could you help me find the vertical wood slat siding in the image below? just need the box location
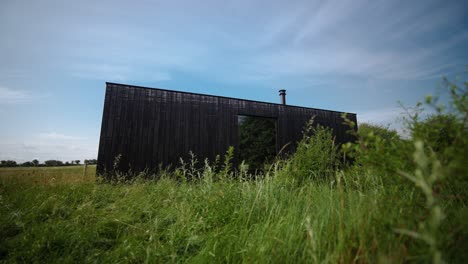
[97,83,358,175]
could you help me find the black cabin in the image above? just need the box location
[97,83,357,175]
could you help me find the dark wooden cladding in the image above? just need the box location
[97,82,358,175]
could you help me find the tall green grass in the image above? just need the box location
[2,163,464,263]
[0,167,416,263]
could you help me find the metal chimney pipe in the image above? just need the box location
[279,89,286,105]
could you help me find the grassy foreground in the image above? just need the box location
[0,163,466,263]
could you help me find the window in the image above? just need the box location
[238,115,277,172]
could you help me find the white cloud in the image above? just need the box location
[71,63,172,83]
[246,30,467,81]
[357,107,408,136]
[357,105,440,138]
[3,0,465,86]
[0,141,97,163]
[233,0,468,82]
[0,132,98,162]
[0,86,32,104]
[0,71,28,80]
[38,132,84,141]
[293,0,367,45]
[358,107,404,125]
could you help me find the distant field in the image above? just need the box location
[0,165,96,185]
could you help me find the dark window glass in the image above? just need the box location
[238,115,277,172]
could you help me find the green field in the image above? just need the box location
[1,81,467,263]
[0,165,96,185]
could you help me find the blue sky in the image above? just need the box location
[1,0,467,162]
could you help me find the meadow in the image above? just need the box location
[1,79,467,263]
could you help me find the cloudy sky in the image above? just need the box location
[1,0,467,162]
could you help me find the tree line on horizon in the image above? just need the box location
[0,159,98,168]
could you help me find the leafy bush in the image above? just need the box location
[401,78,468,201]
[286,120,340,183]
[412,114,461,155]
[342,121,413,184]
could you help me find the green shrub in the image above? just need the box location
[342,121,413,184]
[287,120,340,183]
[402,78,468,203]
[358,123,400,142]
[412,114,462,160]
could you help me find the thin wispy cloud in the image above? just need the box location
[38,132,84,141]
[0,86,32,104]
[2,0,466,84]
[358,107,405,125]
[0,71,28,80]
[70,63,172,83]
[243,0,467,82]
[0,141,97,162]
[0,132,96,162]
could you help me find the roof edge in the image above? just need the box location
[105,82,357,116]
